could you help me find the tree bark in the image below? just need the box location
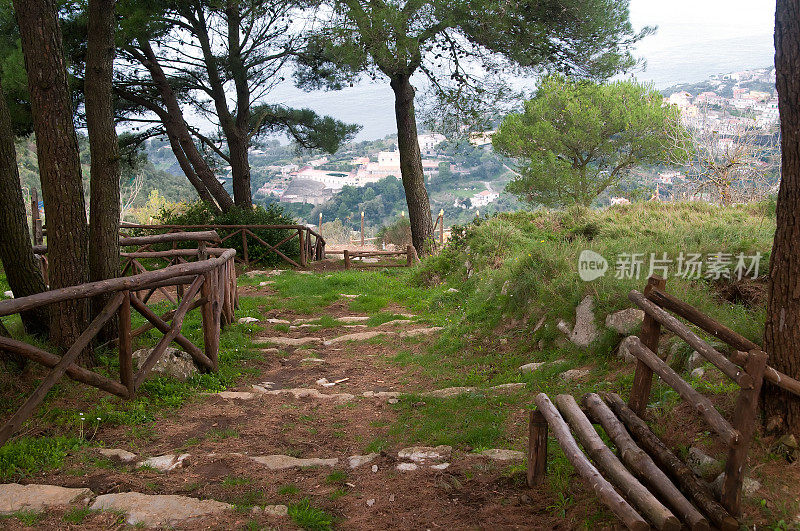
[765,0,800,436]
[14,0,91,359]
[0,76,49,345]
[390,74,434,256]
[134,39,234,212]
[225,3,253,209]
[86,0,120,342]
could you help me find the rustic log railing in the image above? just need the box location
[118,223,325,269]
[0,243,237,447]
[326,245,419,269]
[527,275,777,529]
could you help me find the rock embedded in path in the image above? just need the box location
[423,386,477,398]
[605,308,645,335]
[238,317,260,324]
[254,336,323,346]
[323,331,391,346]
[250,455,338,470]
[559,368,591,381]
[337,315,371,323]
[137,453,190,472]
[396,463,419,471]
[398,445,452,463]
[132,347,197,381]
[263,504,289,517]
[348,453,379,469]
[519,362,544,372]
[399,327,443,338]
[479,449,525,461]
[256,387,354,402]
[490,383,526,393]
[260,348,280,355]
[0,484,93,515]
[266,318,291,325]
[91,492,231,527]
[215,391,255,400]
[98,448,138,464]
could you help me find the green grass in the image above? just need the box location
[0,436,86,481]
[278,484,300,496]
[325,470,347,484]
[63,506,95,524]
[288,498,335,531]
[7,510,43,526]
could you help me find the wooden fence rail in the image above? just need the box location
[118,223,325,269]
[0,242,237,447]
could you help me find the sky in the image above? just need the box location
[228,1,781,141]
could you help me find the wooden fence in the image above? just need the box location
[0,232,237,447]
[325,246,419,269]
[119,223,325,269]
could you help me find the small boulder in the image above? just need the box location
[711,473,761,498]
[605,308,645,335]
[490,383,526,393]
[686,351,703,371]
[0,484,93,515]
[132,348,197,381]
[560,368,591,381]
[690,367,706,380]
[423,386,477,398]
[569,296,599,347]
[98,448,138,464]
[238,317,260,324]
[616,336,637,363]
[519,362,544,372]
[263,504,288,517]
[2,290,12,299]
[137,454,190,472]
[686,447,723,480]
[250,455,338,470]
[91,492,230,527]
[398,445,451,463]
[479,449,525,461]
[396,463,418,471]
[348,453,379,469]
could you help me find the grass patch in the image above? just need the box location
[7,510,43,526]
[278,484,300,496]
[63,506,94,524]
[0,436,86,481]
[288,498,335,531]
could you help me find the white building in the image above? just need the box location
[470,190,499,207]
[417,133,446,155]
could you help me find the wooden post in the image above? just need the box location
[344,249,351,270]
[241,229,249,269]
[201,271,218,371]
[439,210,444,247]
[527,409,548,486]
[299,229,307,268]
[722,349,768,516]
[628,275,666,416]
[30,187,39,244]
[319,212,323,234]
[360,211,365,247]
[118,291,134,398]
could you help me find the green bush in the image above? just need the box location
[0,436,85,480]
[376,217,412,248]
[156,202,301,267]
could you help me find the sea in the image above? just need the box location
[265,30,776,142]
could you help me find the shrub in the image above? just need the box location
[156,202,301,267]
[376,217,412,248]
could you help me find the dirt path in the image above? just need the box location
[5,286,570,530]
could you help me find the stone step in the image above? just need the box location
[91,492,232,527]
[0,484,92,515]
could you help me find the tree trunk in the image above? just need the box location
[390,74,434,256]
[226,3,253,209]
[764,0,800,436]
[14,0,92,360]
[86,0,120,342]
[0,76,49,347]
[135,39,234,212]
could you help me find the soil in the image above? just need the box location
[2,282,798,530]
